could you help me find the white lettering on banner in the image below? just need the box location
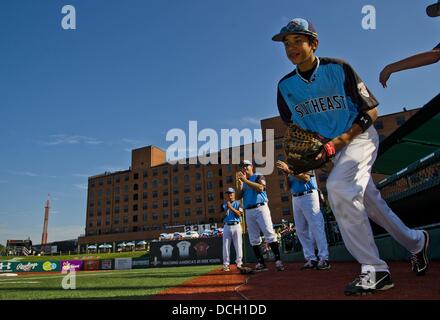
[16,263,38,272]
[115,258,132,270]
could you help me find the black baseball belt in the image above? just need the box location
[292,190,315,197]
[245,203,266,210]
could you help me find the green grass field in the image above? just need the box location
[0,251,148,262]
[0,265,218,300]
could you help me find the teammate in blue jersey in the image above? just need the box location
[235,160,285,272]
[273,18,430,295]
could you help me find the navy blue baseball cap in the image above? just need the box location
[272,18,318,42]
[427,1,440,17]
[226,187,235,194]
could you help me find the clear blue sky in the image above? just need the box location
[0,0,438,246]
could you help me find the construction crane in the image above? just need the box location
[41,195,50,247]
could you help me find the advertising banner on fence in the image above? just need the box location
[149,237,222,267]
[61,260,84,272]
[84,260,100,271]
[0,261,61,273]
[100,259,114,270]
[115,258,132,270]
[132,258,150,269]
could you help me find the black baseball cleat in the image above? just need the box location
[344,271,394,296]
[316,260,331,270]
[301,260,318,270]
[410,230,430,276]
[254,263,268,273]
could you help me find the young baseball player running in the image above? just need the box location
[272,18,430,295]
[221,187,243,271]
[276,160,330,270]
[235,160,285,272]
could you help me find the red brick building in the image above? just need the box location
[78,108,419,246]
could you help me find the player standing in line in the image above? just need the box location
[221,187,244,271]
[276,160,330,270]
[272,18,430,295]
[235,160,285,272]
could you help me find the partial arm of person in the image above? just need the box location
[276,160,311,184]
[227,202,242,217]
[237,172,266,192]
[380,48,440,87]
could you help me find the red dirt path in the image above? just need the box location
[152,262,440,300]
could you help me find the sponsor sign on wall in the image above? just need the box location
[61,260,84,272]
[84,260,100,271]
[150,237,222,267]
[100,259,114,270]
[115,258,132,270]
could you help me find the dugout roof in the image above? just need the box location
[372,93,440,175]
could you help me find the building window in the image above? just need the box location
[163,200,168,208]
[133,173,139,180]
[143,213,147,221]
[153,169,158,176]
[153,180,158,188]
[184,165,189,171]
[115,177,120,183]
[97,209,102,216]
[208,193,214,201]
[197,208,203,216]
[163,179,168,186]
[226,176,233,183]
[195,183,202,191]
[163,190,169,196]
[227,164,232,172]
[185,209,191,217]
[133,226,138,232]
[174,211,180,218]
[184,175,190,183]
[133,194,138,201]
[142,192,148,200]
[123,216,128,223]
[133,204,138,211]
[124,175,129,182]
[106,208,110,215]
[173,165,178,172]
[218,180,223,188]
[153,191,158,198]
[143,203,148,210]
[195,173,201,180]
[153,215,158,221]
[173,176,178,184]
[173,188,179,195]
[208,206,215,214]
[133,215,138,222]
[207,182,213,190]
[99,179,103,186]
[162,168,168,175]
[124,185,129,193]
[163,212,169,219]
[184,186,191,193]
[115,187,120,194]
[114,207,119,214]
[207,171,213,179]
[184,197,191,205]
[143,171,148,178]
[143,182,148,189]
[218,169,222,176]
[133,184,139,191]
[107,178,112,185]
[124,205,128,213]
[173,199,179,206]
[196,195,202,203]
[153,202,158,209]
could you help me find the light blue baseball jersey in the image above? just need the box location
[222,200,242,223]
[288,174,318,194]
[277,57,379,138]
[242,173,268,209]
